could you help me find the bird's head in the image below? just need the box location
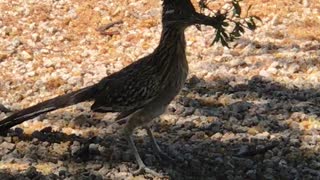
[162,0,217,29]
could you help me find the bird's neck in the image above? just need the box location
[157,27,186,51]
[148,26,188,83]
[156,27,186,52]
[148,26,187,67]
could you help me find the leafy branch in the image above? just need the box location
[199,0,261,47]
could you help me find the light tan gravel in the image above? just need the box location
[0,0,320,179]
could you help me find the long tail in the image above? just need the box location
[0,84,99,132]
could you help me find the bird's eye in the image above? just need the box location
[165,9,175,14]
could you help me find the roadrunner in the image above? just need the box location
[0,0,217,175]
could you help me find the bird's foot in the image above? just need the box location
[133,165,162,177]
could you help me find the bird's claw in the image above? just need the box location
[133,165,162,177]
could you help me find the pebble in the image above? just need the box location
[287,63,300,74]
[86,163,103,171]
[70,141,81,156]
[24,166,40,178]
[67,76,82,85]
[229,59,245,67]
[254,131,270,140]
[12,38,22,47]
[0,142,16,154]
[259,70,271,78]
[58,167,69,177]
[20,51,33,61]
[221,133,237,142]
[31,33,40,42]
[89,143,99,154]
[0,51,8,61]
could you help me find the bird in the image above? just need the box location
[0,0,217,176]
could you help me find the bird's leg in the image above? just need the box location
[144,126,174,161]
[123,125,162,176]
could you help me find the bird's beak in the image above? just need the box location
[189,12,219,28]
[195,24,201,31]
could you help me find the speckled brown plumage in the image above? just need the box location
[0,0,218,176]
[91,29,188,114]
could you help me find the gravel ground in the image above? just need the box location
[0,0,320,179]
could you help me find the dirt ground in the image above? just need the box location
[0,0,320,179]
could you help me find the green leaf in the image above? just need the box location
[231,30,241,38]
[251,15,262,22]
[222,22,229,27]
[239,25,245,33]
[220,37,230,48]
[246,4,253,16]
[246,21,256,30]
[205,0,260,47]
[211,31,221,46]
[233,23,244,35]
[221,30,229,39]
[232,1,241,16]
[214,32,221,42]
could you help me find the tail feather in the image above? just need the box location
[0,84,98,132]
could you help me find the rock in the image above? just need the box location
[233,157,254,169]
[181,107,195,117]
[229,101,252,113]
[190,131,207,140]
[271,15,280,25]
[187,75,201,87]
[80,51,89,57]
[221,133,236,142]
[118,164,128,172]
[20,51,33,61]
[70,114,91,128]
[12,38,22,47]
[31,33,40,42]
[70,141,81,156]
[0,141,16,154]
[263,168,275,180]
[287,63,300,74]
[98,163,111,176]
[86,163,103,171]
[210,132,223,140]
[254,131,270,140]
[302,0,309,7]
[160,114,178,124]
[0,51,8,61]
[236,145,250,156]
[114,172,130,179]
[89,143,99,154]
[229,59,245,67]
[263,159,275,168]
[247,127,259,135]
[259,70,271,78]
[242,44,255,56]
[278,159,288,167]
[76,171,103,180]
[266,67,278,74]
[24,166,40,179]
[289,138,300,146]
[43,58,54,67]
[67,76,82,86]
[246,169,256,179]
[58,167,69,177]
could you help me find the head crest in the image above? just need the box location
[162,0,196,15]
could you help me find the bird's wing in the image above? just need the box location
[91,61,161,113]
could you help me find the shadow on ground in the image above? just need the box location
[0,76,320,180]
